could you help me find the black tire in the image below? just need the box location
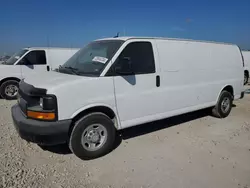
[69,112,116,160]
[244,73,248,85]
[0,80,19,100]
[212,91,233,118]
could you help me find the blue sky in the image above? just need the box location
[1,0,250,55]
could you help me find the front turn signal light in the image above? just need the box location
[27,111,55,120]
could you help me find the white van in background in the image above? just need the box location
[0,47,79,99]
[0,55,10,64]
[12,37,244,160]
[242,51,250,85]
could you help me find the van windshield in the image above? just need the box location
[4,49,28,65]
[60,40,124,76]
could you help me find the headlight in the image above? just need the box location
[39,95,56,110]
[27,95,57,121]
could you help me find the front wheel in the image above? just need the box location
[212,91,233,118]
[0,80,19,100]
[69,112,116,160]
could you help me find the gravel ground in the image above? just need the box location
[1,87,250,188]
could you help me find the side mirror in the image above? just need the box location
[114,57,134,75]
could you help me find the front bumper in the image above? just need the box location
[11,104,72,145]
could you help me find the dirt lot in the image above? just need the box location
[1,87,250,188]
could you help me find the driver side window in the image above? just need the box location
[18,50,46,65]
[106,41,155,76]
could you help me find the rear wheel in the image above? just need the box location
[212,91,233,118]
[0,80,19,100]
[69,112,116,160]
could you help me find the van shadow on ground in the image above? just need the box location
[39,107,223,155]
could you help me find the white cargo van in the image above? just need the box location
[0,47,79,99]
[11,37,244,160]
[242,51,250,85]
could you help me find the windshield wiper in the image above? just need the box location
[60,66,80,75]
[58,66,98,77]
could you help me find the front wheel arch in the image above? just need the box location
[69,105,120,137]
[0,77,21,87]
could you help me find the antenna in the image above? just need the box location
[114,32,120,38]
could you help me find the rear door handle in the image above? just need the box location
[156,75,160,87]
[47,65,50,71]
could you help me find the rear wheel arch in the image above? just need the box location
[212,85,234,118]
[212,90,233,118]
[216,85,234,103]
[245,70,249,77]
[244,70,249,85]
[222,85,234,97]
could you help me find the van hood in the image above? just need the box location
[24,71,92,90]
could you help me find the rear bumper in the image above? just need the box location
[11,104,72,145]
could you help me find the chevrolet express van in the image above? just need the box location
[242,51,250,85]
[0,47,79,100]
[11,37,244,160]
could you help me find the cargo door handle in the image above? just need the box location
[47,65,50,71]
[156,75,160,87]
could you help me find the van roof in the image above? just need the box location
[96,36,236,46]
[24,47,80,50]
